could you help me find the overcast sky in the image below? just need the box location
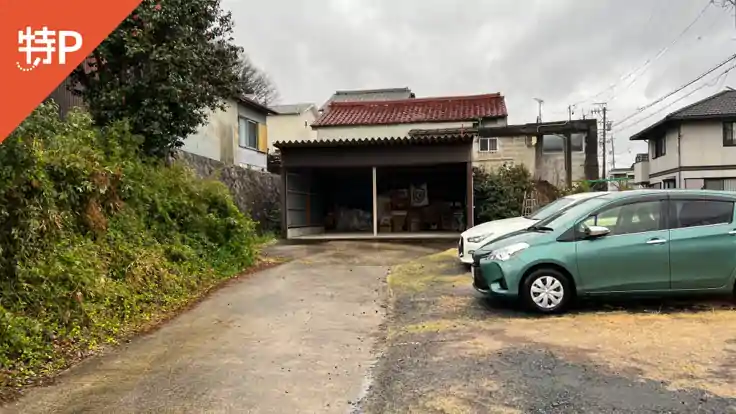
[223,0,736,169]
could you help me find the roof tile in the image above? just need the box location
[312,93,507,127]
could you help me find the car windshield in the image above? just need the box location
[531,196,610,230]
[528,197,576,220]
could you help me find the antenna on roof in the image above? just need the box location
[533,98,544,123]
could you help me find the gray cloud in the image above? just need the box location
[224,0,736,167]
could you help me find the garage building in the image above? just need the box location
[276,131,475,240]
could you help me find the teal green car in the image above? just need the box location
[471,189,736,313]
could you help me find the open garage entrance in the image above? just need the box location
[375,164,466,235]
[277,133,474,240]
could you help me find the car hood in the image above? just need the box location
[472,230,548,261]
[462,216,537,238]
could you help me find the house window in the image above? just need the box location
[663,178,677,189]
[479,137,499,153]
[704,178,736,191]
[723,122,736,146]
[653,135,666,158]
[238,117,259,149]
[542,133,583,153]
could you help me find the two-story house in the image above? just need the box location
[182,95,276,171]
[631,89,736,190]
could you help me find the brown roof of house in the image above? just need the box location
[312,93,507,127]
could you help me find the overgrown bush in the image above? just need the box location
[473,165,535,223]
[0,103,257,393]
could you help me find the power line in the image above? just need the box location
[615,53,736,127]
[608,1,722,103]
[613,62,736,132]
[572,0,713,107]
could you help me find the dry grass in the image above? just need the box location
[501,310,736,397]
[388,247,736,399]
[387,249,467,293]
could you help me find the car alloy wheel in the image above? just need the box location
[530,276,564,310]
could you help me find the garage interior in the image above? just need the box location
[277,135,473,240]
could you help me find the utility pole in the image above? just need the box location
[534,98,544,123]
[567,104,575,121]
[591,103,609,179]
[610,134,616,168]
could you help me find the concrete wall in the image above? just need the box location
[267,110,318,150]
[473,136,536,172]
[178,151,281,233]
[537,152,587,187]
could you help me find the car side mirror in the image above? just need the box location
[586,225,610,238]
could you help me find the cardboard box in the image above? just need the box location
[391,211,407,232]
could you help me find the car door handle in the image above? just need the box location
[646,238,667,245]
[729,230,736,235]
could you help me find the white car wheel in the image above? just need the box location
[522,269,572,313]
[530,276,564,310]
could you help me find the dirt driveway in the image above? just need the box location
[359,249,736,414]
[3,241,447,414]
[7,242,736,413]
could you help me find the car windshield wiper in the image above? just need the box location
[527,225,553,232]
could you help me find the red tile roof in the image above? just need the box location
[312,93,507,127]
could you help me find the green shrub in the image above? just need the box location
[0,102,257,390]
[473,165,535,223]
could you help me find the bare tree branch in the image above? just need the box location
[238,53,279,105]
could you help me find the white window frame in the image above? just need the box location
[238,117,259,149]
[479,137,499,153]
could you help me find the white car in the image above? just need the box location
[458,191,610,264]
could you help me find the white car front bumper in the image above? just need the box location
[458,236,482,265]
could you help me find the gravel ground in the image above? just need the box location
[358,249,736,414]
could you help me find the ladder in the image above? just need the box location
[522,191,539,216]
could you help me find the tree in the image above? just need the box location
[69,0,242,157]
[238,53,279,105]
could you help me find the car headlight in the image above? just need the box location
[467,233,493,243]
[488,242,529,262]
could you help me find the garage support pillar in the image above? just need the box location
[372,166,378,236]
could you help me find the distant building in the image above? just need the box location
[266,103,319,152]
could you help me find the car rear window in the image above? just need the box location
[669,199,734,229]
